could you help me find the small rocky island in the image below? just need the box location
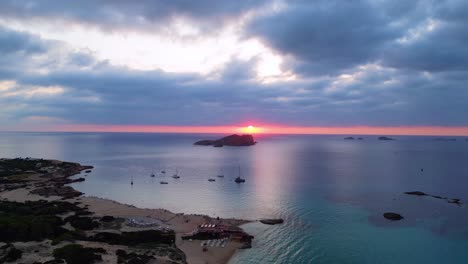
[259,219,284,225]
[194,134,256,147]
[378,136,395,140]
[383,212,404,221]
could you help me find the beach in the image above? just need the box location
[0,158,252,264]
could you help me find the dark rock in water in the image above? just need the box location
[259,219,284,225]
[383,212,403,221]
[405,191,427,196]
[85,170,92,173]
[344,137,355,140]
[378,136,395,140]
[405,191,463,206]
[194,134,256,147]
[448,198,462,206]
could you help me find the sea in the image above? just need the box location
[1,132,468,264]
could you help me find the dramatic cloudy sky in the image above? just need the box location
[0,0,467,133]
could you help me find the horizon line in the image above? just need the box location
[1,124,468,136]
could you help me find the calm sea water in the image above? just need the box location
[1,132,468,263]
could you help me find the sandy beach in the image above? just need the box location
[0,159,252,264]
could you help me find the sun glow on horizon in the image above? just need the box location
[2,123,468,136]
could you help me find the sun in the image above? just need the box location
[247,125,254,130]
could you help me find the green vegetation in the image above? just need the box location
[0,200,91,242]
[0,214,66,242]
[89,230,175,246]
[116,249,154,264]
[64,215,100,230]
[0,158,51,177]
[53,244,106,264]
[0,244,23,263]
[0,200,84,216]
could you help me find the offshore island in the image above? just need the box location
[0,158,254,264]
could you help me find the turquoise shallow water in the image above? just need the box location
[1,132,468,263]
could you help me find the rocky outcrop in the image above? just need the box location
[405,191,463,206]
[383,212,403,221]
[405,191,427,196]
[194,134,256,147]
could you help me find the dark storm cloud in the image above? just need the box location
[247,0,468,75]
[0,0,268,31]
[247,0,401,75]
[0,27,47,55]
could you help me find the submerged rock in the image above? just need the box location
[383,212,403,221]
[194,134,256,147]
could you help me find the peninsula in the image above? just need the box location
[0,158,253,264]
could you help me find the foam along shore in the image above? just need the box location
[0,158,252,264]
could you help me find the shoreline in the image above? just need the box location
[0,158,253,264]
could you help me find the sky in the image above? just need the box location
[0,0,467,135]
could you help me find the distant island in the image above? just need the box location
[433,138,457,141]
[378,136,395,140]
[194,134,256,147]
[344,137,363,140]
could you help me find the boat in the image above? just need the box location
[131,175,134,185]
[160,181,168,184]
[172,169,180,179]
[150,168,155,177]
[208,178,216,182]
[217,168,224,177]
[235,165,245,183]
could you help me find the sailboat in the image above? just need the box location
[217,168,224,178]
[150,168,155,177]
[234,165,245,183]
[172,168,180,179]
[131,175,134,185]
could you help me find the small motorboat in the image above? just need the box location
[208,178,216,182]
[160,181,168,184]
